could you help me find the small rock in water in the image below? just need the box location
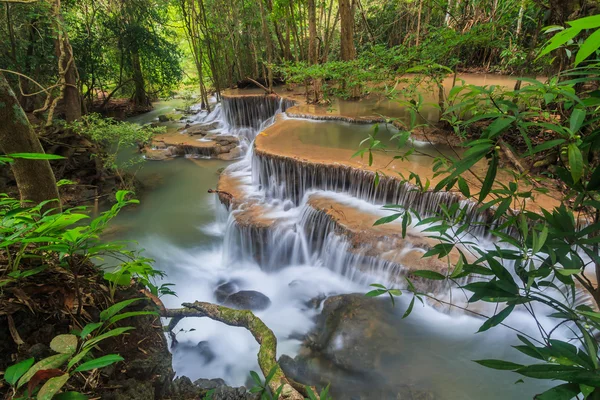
[214,281,239,303]
[196,341,216,364]
[158,114,170,122]
[224,290,271,311]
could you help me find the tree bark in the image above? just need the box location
[131,50,148,106]
[308,0,318,65]
[416,0,423,46]
[0,75,61,211]
[258,0,274,90]
[339,0,356,61]
[52,0,81,123]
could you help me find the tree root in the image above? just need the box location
[162,301,310,400]
[499,139,542,188]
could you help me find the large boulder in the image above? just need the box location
[278,294,434,399]
[223,290,271,311]
[308,294,403,373]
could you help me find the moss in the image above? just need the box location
[0,102,5,109]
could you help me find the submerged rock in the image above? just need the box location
[224,290,271,311]
[158,114,170,122]
[214,281,240,303]
[279,294,434,399]
[308,293,403,373]
[196,340,216,364]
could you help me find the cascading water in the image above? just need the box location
[119,96,568,399]
[190,95,296,146]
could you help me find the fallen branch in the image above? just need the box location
[245,77,275,95]
[162,301,309,400]
[499,139,541,188]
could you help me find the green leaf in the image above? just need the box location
[568,143,584,183]
[249,371,262,386]
[99,298,143,322]
[37,373,69,400]
[569,108,586,133]
[535,383,580,400]
[516,364,600,386]
[8,153,65,160]
[79,322,103,339]
[373,213,401,226]
[74,354,124,372]
[4,358,35,386]
[83,327,134,349]
[487,117,514,138]
[107,311,158,326]
[474,359,523,370]
[50,334,78,355]
[402,296,415,319]
[477,305,514,333]
[412,270,446,280]
[17,353,70,388]
[576,29,600,66]
[531,139,565,154]
[457,177,470,198]
[365,289,387,297]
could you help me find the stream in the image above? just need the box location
[110,77,558,399]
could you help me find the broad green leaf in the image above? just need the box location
[402,296,415,319]
[538,28,582,57]
[50,334,78,355]
[17,353,70,388]
[107,311,158,326]
[83,327,134,349]
[99,298,143,322]
[477,305,515,333]
[474,359,523,370]
[516,364,600,386]
[37,373,69,400]
[79,322,103,339]
[74,354,124,372]
[4,358,35,386]
[535,383,580,400]
[569,108,586,133]
[374,213,402,226]
[8,153,65,160]
[365,289,387,297]
[567,143,583,183]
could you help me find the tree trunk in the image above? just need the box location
[258,0,273,90]
[416,0,423,46]
[308,0,317,65]
[445,0,453,27]
[339,0,356,61]
[55,30,82,122]
[516,0,525,37]
[0,75,61,211]
[131,50,148,106]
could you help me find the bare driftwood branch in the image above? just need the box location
[245,77,275,95]
[162,301,309,400]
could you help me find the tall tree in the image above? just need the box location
[339,0,356,61]
[0,74,60,211]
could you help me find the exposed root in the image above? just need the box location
[163,301,310,400]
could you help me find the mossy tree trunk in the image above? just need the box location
[0,74,61,211]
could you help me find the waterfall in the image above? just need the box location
[252,151,504,237]
[222,95,295,133]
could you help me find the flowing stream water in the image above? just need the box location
[111,81,559,399]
